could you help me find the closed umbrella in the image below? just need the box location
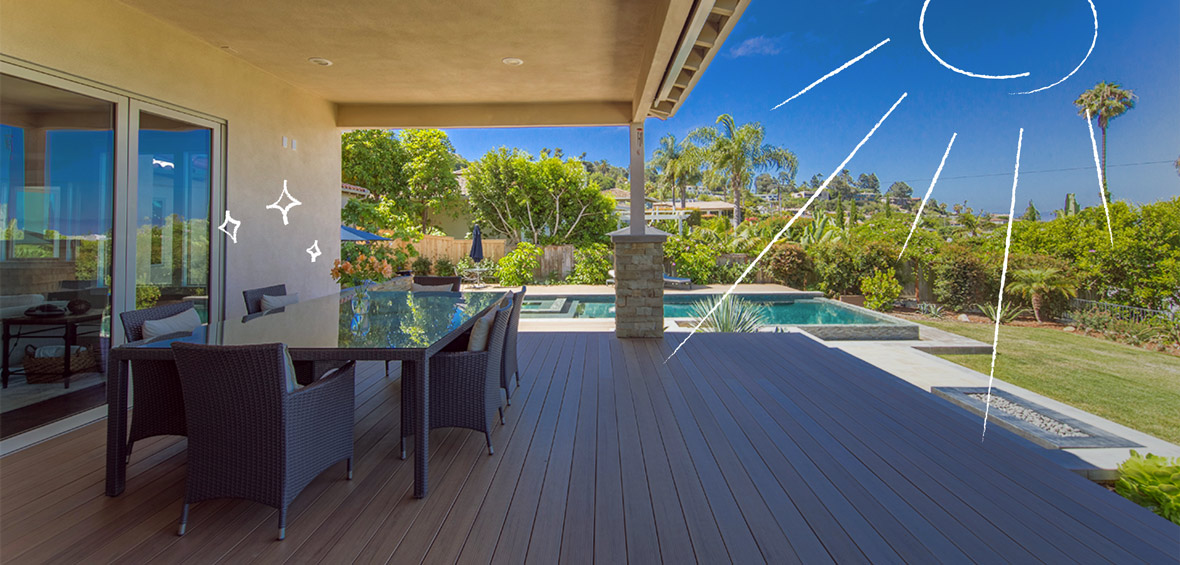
[469,225,484,264]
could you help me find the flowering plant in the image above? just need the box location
[331,253,394,287]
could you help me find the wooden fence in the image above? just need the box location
[401,235,509,264]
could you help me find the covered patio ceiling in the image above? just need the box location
[116,0,749,127]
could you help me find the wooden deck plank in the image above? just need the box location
[1,332,1175,565]
[591,334,628,565]
[557,332,600,564]
[383,334,560,565]
[766,335,1176,561]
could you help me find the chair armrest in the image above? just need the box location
[292,361,355,396]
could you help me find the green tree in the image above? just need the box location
[341,129,409,200]
[690,114,796,227]
[848,199,860,226]
[857,173,880,193]
[400,129,462,230]
[959,211,980,237]
[465,148,615,245]
[776,170,796,212]
[1023,200,1041,221]
[887,181,913,200]
[1055,193,1081,218]
[650,134,700,208]
[1006,267,1078,323]
[834,195,845,228]
[1075,82,1137,201]
[754,172,776,194]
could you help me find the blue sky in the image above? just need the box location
[445,0,1179,214]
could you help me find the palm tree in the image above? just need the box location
[690,114,796,227]
[1007,267,1078,323]
[649,134,700,209]
[1075,82,1137,201]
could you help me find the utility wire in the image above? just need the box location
[897,160,1172,184]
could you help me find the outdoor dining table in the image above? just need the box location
[105,289,506,499]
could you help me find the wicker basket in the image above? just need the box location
[21,345,97,384]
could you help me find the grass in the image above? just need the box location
[920,319,1180,444]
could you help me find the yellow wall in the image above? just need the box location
[0,0,341,317]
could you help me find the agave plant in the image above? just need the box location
[797,215,843,247]
[917,302,945,318]
[977,302,1028,324]
[690,295,768,332]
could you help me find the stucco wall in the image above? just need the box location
[0,0,341,318]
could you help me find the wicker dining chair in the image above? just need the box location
[243,284,287,315]
[411,275,461,291]
[400,296,512,458]
[501,285,526,406]
[171,342,355,540]
[118,301,197,458]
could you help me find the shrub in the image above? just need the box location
[766,242,814,289]
[1115,450,1180,525]
[664,235,719,285]
[687,209,703,227]
[689,295,767,332]
[934,245,998,311]
[497,242,543,286]
[331,253,394,287]
[434,258,455,276]
[136,284,161,309]
[811,239,898,296]
[860,268,902,312]
[567,243,613,285]
[411,256,433,275]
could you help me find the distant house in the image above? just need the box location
[850,192,879,204]
[341,182,372,207]
[652,200,736,218]
[790,190,830,201]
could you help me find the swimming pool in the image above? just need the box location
[520,293,919,339]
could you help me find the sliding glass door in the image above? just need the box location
[0,66,223,440]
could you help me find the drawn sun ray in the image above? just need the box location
[1085,109,1115,246]
[218,210,241,244]
[983,127,1023,441]
[900,133,957,260]
[306,240,321,263]
[667,92,909,363]
[267,179,302,225]
[772,38,891,110]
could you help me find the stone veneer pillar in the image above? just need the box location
[611,227,668,338]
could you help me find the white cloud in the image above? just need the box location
[728,34,790,58]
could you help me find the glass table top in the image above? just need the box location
[133,291,505,351]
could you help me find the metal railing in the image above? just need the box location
[1064,298,1176,323]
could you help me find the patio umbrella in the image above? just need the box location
[341,225,390,242]
[469,225,484,264]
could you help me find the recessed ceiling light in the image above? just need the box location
[308,57,333,67]
[501,57,524,66]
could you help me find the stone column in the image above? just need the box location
[611,227,668,338]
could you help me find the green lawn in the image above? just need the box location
[921,320,1180,444]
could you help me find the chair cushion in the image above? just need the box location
[412,283,454,292]
[282,346,304,393]
[466,310,497,352]
[261,293,299,310]
[142,307,202,340]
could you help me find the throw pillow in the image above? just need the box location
[282,346,304,393]
[142,308,202,340]
[411,283,454,292]
[466,310,498,352]
[261,293,299,310]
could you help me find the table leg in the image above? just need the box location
[64,322,75,389]
[410,356,430,498]
[2,322,10,389]
[106,357,129,496]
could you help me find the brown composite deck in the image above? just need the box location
[1,332,1176,563]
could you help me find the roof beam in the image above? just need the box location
[336,101,632,128]
[630,0,696,123]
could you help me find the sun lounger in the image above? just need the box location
[663,274,692,289]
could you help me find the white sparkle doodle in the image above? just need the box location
[218,210,241,244]
[306,240,321,263]
[267,180,302,225]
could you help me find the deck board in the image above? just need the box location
[1,332,1176,564]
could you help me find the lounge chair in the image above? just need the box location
[664,274,692,289]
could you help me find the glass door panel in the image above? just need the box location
[134,111,211,321]
[0,73,115,438]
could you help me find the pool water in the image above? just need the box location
[523,294,889,325]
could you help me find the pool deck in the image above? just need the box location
[2,332,1175,562]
